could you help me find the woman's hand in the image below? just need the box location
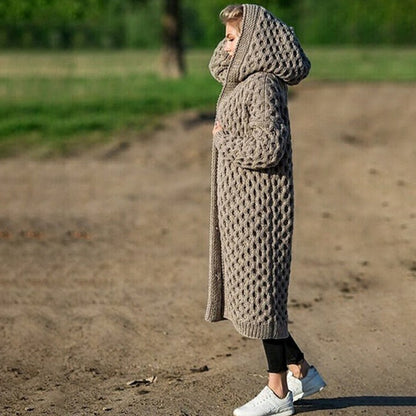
[212,121,223,136]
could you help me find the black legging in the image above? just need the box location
[263,333,304,373]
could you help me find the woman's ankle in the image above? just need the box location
[268,384,289,399]
[288,359,310,379]
[268,371,289,399]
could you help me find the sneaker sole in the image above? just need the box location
[271,410,295,416]
[293,383,326,402]
[233,407,295,416]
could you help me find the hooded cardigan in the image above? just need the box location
[205,4,311,339]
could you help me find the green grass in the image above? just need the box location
[0,50,220,157]
[0,47,415,157]
[309,47,416,81]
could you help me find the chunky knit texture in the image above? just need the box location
[206,4,310,339]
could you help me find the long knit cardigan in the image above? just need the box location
[205,4,311,339]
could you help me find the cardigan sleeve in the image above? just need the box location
[213,75,289,170]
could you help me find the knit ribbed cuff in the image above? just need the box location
[213,130,227,151]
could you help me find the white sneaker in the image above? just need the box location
[233,386,295,416]
[287,366,326,402]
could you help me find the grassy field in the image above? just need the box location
[0,47,415,157]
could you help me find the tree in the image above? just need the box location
[160,0,186,78]
[128,0,186,77]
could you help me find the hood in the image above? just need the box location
[209,4,311,87]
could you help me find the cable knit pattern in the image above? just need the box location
[206,4,310,339]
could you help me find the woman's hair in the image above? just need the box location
[219,4,244,32]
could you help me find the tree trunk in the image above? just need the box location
[160,0,185,78]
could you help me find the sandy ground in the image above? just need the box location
[0,82,415,416]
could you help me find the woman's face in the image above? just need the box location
[224,22,240,57]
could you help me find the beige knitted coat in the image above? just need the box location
[205,4,311,339]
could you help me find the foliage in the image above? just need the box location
[0,0,159,48]
[298,0,416,45]
[0,0,415,48]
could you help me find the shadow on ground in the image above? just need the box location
[297,396,416,412]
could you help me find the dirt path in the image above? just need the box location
[0,82,415,415]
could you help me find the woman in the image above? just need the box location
[206,4,326,416]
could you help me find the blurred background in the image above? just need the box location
[0,0,415,156]
[0,1,415,415]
